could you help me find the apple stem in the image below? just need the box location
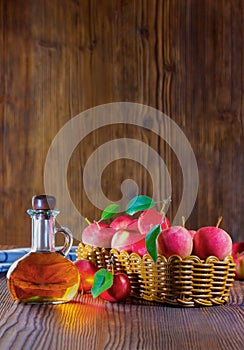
[85,217,91,225]
[95,221,101,230]
[182,216,185,228]
[216,216,223,228]
[160,196,171,215]
[160,203,166,215]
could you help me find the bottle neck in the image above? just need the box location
[28,210,59,252]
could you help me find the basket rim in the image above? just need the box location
[77,242,235,264]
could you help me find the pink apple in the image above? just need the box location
[193,226,232,260]
[110,216,134,230]
[188,230,196,238]
[138,209,170,235]
[111,229,144,252]
[82,222,116,248]
[157,226,193,259]
[126,219,139,231]
[232,242,244,280]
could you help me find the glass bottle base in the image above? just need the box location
[7,251,80,304]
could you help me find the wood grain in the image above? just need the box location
[0,0,243,246]
[0,274,243,350]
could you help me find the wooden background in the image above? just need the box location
[0,0,243,247]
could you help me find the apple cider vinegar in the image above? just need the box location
[7,195,80,304]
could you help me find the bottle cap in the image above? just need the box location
[32,195,56,210]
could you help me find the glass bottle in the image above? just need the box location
[7,195,80,304]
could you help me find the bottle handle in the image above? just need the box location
[55,226,73,256]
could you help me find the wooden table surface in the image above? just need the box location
[0,272,243,350]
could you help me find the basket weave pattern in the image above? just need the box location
[77,242,236,307]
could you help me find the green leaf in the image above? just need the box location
[91,269,114,298]
[99,204,120,222]
[126,195,155,215]
[146,224,162,262]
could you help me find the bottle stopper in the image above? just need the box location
[32,195,56,210]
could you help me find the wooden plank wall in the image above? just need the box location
[0,0,243,246]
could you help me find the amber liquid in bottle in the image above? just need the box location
[7,195,80,304]
[7,251,80,304]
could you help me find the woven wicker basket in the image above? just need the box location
[76,242,236,307]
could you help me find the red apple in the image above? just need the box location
[157,226,193,259]
[111,229,144,252]
[99,273,131,302]
[74,259,99,292]
[110,216,134,230]
[232,242,244,280]
[138,209,170,235]
[193,226,232,260]
[82,222,116,248]
[131,236,147,256]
